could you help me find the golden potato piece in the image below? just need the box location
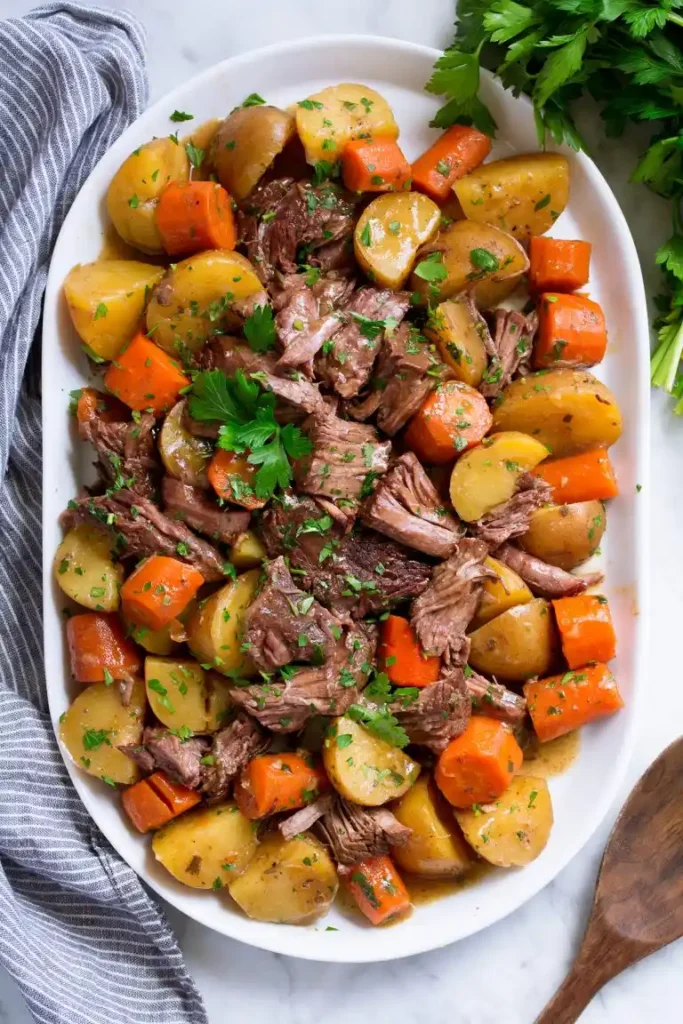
[106,137,189,253]
[392,776,474,878]
[454,153,570,240]
[471,556,533,631]
[449,431,549,522]
[410,219,528,307]
[425,296,489,388]
[54,524,123,612]
[145,657,207,732]
[230,530,267,571]
[295,83,398,164]
[491,369,623,457]
[64,260,164,361]
[152,802,257,889]
[323,715,420,806]
[59,679,145,785]
[205,672,234,732]
[146,250,263,356]
[229,832,338,924]
[159,400,212,488]
[468,599,558,682]
[519,501,606,571]
[354,192,441,289]
[455,776,553,867]
[186,569,260,677]
[213,105,296,201]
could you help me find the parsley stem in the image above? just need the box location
[651,316,683,393]
[667,12,683,29]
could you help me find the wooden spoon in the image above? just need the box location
[535,736,683,1024]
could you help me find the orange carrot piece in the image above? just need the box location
[156,180,237,256]
[341,136,412,193]
[122,771,201,833]
[234,753,329,820]
[533,293,607,369]
[379,615,441,688]
[435,716,523,808]
[104,332,189,415]
[528,237,592,293]
[76,387,127,427]
[533,448,618,504]
[207,449,267,510]
[524,663,623,743]
[552,595,617,669]
[411,125,492,203]
[66,612,142,684]
[121,555,204,631]
[346,855,411,926]
[404,380,492,464]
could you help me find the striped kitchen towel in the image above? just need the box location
[0,5,207,1023]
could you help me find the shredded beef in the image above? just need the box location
[201,712,270,801]
[198,337,279,377]
[261,372,327,419]
[279,794,334,841]
[411,539,494,664]
[274,271,354,371]
[495,543,603,599]
[79,399,158,499]
[313,797,412,866]
[470,473,552,548]
[389,668,471,753]
[360,452,463,558]
[162,477,250,544]
[61,491,226,580]
[480,308,537,399]
[120,728,209,788]
[466,670,527,726]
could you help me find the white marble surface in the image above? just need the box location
[2,1,683,1021]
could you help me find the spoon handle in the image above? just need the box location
[534,959,605,1024]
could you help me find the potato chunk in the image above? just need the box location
[519,500,606,570]
[159,400,212,488]
[454,153,569,240]
[152,802,257,888]
[455,776,553,866]
[449,431,549,522]
[392,776,474,878]
[229,832,338,924]
[295,83,398,165]
[354,192,441,289]
[106,138,190,253]
[213,105,296,201]
[59,679,145,785]
[425,297,489,388]
[470,556,533,630]
[145,657,233,733]
[230,530,267,571]
[468,599,558,682]
[186,569,260,677]
[54,524,123,612]
[323,715,420,806]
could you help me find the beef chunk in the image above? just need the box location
[314,797,412,866]
[480,308,537,399]
[61,491,227,580]
[78,399,158,499]
[294,405,391,510]
[261,372,327,420]
[466,670,527,726]
[360,452,463,558]
[198,337,279,377]
[496,543,603,599]
[244,556,344,671]
[162,477,250,544]
[278,794,334,840]
[201,712,270,801]
[119,728,209,788]
[470,473,552,547]
[389,668,471,753]
[411,539,494,664]
[315,288,412,398]
[228,623,376,732]
[274,272,354,371]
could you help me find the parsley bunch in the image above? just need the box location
[429,0,683,411]
[188,369,312,499]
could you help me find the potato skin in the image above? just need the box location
[228,832,338,924]
[425,297,489,388]
[519,501,606,570]
[391,776,474,878]
[54,524,123,612]
[59,679,145,785]
[323,715,420,806]
[354,192,441,289]
[159,400,212,488]
[64,260,164,361]
[106,138,189,253]
[186,569,260,677]
[471,556,533,630]
[454,153,569,240]
[295,83,398,165]
[152,802,257,888]
[212,105,295,201]
[455,776,553,867]
[230,530,267,571]
[449,431,549,522]
[468,599,558,682]
[491,368,623,458]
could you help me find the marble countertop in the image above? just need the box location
[2,1,682,1021]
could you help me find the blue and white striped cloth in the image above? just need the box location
[0,6,208,1022]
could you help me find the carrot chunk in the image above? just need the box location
[156,180,237,256]
[379,615,441,687]
[104,331,189,415]
[66,612,142,684]
[76,387,127,427]
[207,449,267,510]
[234,753,329,820]
[346,855,411,926]
[533,448,618,504]
[122,771,201,833]
[411,125,492,203]
[533,293,607,369]
[552,595,616,669]
[404,380,492,465]
[341,136,412,193]
[524,663,623,742]
[120,555,204,631]
[528,237,592,293]
[435,716,523,808]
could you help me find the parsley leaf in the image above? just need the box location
[349,312,398,340]
[243,304,277,353]
[347,704,409,748]
[242,93,266,107]
[170,110,194,122]
[414,251,448,283]
[184,142,205,169]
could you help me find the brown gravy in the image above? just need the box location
[522,729,581,779]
